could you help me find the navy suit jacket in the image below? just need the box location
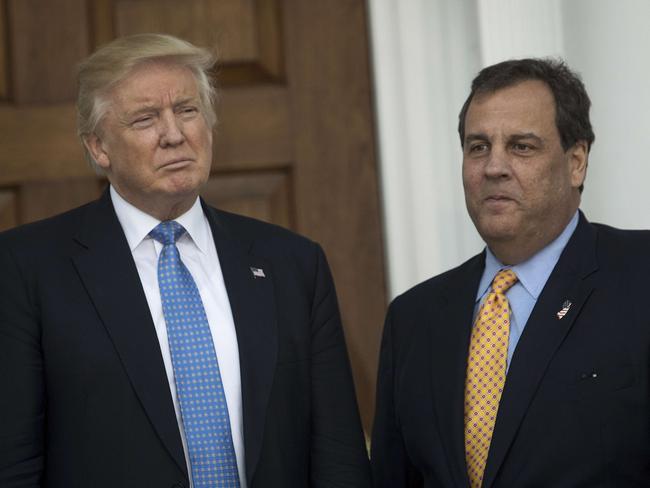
[372,213,650,487]
[0,190,371,487]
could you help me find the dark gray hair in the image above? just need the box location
[458,58,595,153]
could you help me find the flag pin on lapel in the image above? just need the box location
[556,300,572,319]
[250,267,266,278]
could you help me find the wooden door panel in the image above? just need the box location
[201,170,292,228]
[0,104,88,184]
[214,86,291,169]
[19,177,105,224]
[115,0,257,62]
[0,190,17,231]
[0,2,7,99]
[282,0,386,431]
[112,0,284,83]
[9,0,89,103]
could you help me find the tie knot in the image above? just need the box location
[149,221,186,245]
[492,268,518,294]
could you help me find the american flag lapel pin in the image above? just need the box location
[250,267,266,279]
[556,300,572,319]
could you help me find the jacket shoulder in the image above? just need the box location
[592,221,650,244]
[591,222,650,265]
[206,206,318,255]
[389,252,484,314]
[0,202,91,255]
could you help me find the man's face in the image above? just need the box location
[462,80,587,264]
[87,61,213,218]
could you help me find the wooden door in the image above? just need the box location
[0,0,385,433]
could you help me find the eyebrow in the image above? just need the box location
[464,132,545,145]
[122,97,199,120]
[464,133,489,145]
[172,96,198,108]
[509,132,544,145]
[123,105,157,118]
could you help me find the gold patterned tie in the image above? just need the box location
[464,268,518,488]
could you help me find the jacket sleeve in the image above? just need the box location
[371,305,422,488]
[0,240,44,487]
[309,244,372,487]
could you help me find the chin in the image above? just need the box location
[476,218,520,243]
[164,172,206,194]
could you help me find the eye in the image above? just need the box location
[178,106,199,118]
[131,115,155,128]
[468,142,489,154]
[512,143,534,153]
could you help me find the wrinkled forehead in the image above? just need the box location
[108,60,200,103]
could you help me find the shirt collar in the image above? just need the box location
[110,185,210,254]
[476,210,580,301]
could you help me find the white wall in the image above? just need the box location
[369,0,650,299]
[476,0,564,64]
[562,0,650,229]
[368,0,482,299]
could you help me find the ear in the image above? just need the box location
[568,140,589,189]
[83,133,111,171]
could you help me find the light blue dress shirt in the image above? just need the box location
[474,211,579,370]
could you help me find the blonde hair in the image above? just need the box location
[76,33,217,173]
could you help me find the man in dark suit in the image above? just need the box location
[371,58,650,487]
[0,33,370,488]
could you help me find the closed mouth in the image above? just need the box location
[485,195,514,202]
[160,158,194,168]
[483,195,517,210]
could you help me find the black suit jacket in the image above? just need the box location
[0,190,371,488]
[372,213,650,487]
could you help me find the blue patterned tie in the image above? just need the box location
[150,221,240,488]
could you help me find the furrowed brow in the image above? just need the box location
[173,97,199,109]
[123,104,159,119]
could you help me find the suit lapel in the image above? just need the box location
[71,192,187,474]
[482,215,598,488]
[430,254,485,488]
[203,205,278,486]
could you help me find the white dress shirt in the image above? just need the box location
[110,186,247,487]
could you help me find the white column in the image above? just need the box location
[562,0,650,229]
[368,0,482,299]
[477,0,564,65]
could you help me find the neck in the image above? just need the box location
[111,185,198,221]
[490,241,544,266]
[151,200,196,221]
[488,210,578,266]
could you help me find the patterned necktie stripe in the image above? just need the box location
[151,221,240,487]
[464,268,517,488]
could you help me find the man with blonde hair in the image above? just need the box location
[0,34,370,488]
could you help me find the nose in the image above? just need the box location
[159,111,185,147]
[484,146,511,179]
